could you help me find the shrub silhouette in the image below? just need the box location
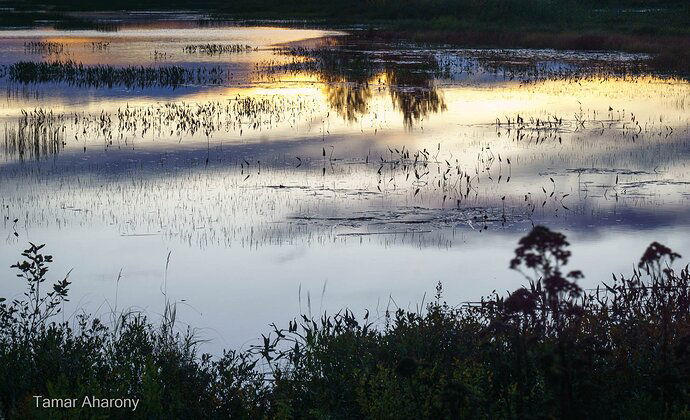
[1,226,689,418]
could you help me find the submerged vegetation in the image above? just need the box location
[2,227,690,418]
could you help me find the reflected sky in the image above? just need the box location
[1,16,689,353]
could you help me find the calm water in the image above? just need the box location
[1,14,689,352]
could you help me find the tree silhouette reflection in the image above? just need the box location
[282,43,448,128]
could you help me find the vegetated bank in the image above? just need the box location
[2,0,689,73]
[2,226,690,418]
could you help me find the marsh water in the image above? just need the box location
[1,13,689,352]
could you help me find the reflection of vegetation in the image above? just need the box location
[322,79,374,122]
[3,116,65,161]
[390,85,446,128]
[385,69,447,128]
[278,45,448,128]
[3,227,690,417]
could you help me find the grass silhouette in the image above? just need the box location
[1,226,689,418]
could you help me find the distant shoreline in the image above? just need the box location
[0,7,688,74]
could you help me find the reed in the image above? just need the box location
[183,43,257,55]
[6,61,227,88]
[23,41,66,55]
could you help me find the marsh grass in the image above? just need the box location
[23,42,66,56]
[6,61,227,88]
[183,44,258,55]
[2,226,690,418]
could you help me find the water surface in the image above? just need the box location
[1,14,689,352]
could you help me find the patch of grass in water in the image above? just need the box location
[183,43,258,55]
[5,61,228,88]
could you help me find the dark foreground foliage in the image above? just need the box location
[2,227,690,418]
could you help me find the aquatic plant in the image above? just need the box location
[90,41,111,51]
[183,43,257,55]
[23,41,66,56]
[6,61,227,88]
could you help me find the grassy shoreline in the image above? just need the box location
[1,4,688,74]
[2,227,690,418]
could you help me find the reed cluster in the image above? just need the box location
[6,61,227,88]
[23,41,65,55]
[183,43,257,55]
